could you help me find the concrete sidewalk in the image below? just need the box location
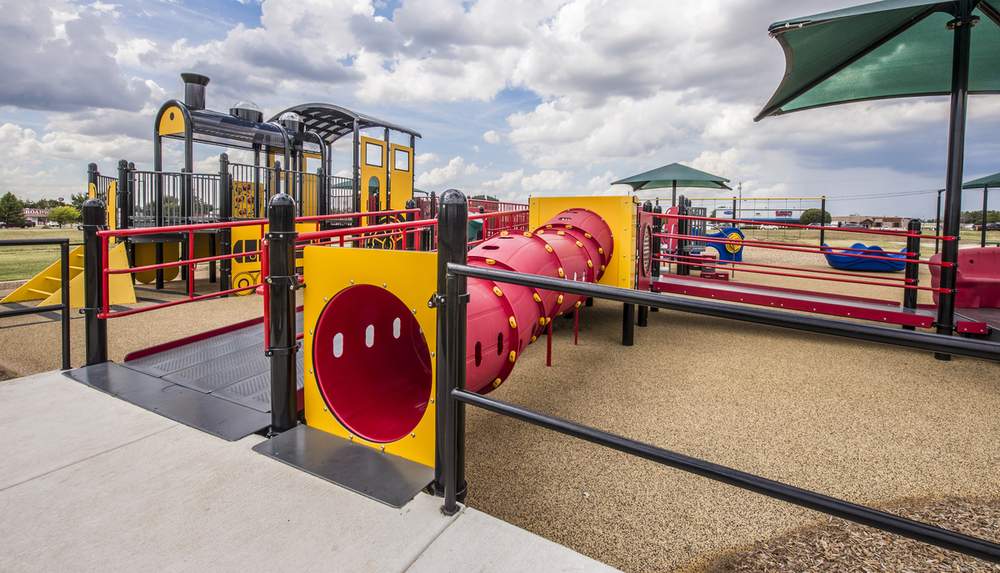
[0,371,619,573]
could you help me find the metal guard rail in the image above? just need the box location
[0,239,71,369]
[441,262,1000,563]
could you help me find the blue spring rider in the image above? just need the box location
[704,227,745,262]
[821,243,906,272]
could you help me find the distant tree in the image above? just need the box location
[23,198,66,209]
[961,209,1000,224]
[0,192,26,227]
[799,208,831,225]
[70,193,88,210]
[48,206,80,227]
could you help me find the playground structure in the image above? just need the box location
[58,176,1000,562]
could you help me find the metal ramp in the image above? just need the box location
[66,314,303,441]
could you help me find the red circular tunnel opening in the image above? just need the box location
[312,285,432,443]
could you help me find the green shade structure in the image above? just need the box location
[756,0,1000,120]
[756,0,1000,338]
[612,162,731,206]
[963,171,1000,246]
[962,171,1000,188]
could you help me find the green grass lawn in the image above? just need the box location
[0,228,83,282]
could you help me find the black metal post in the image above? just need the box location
[266,192,298,434]
[671,180,677,207]
[902,219,922,331]
[621,303,635,346]
[317,166,328,223]
[935,0,973,340]
[677,195,690,276]
[434,189,468,503]
[935,189,943,254]
[180,167,192,288]
[651,204,663,313]
[819,196,827,246]
[405,199,416,250]
[637,201,652,327]
[115,159,129,231]
[981,185,988,248]
[219,153,232,292]
[82,199,107,366]
[59,240,70,370]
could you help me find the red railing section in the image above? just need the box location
[96,205,530,321]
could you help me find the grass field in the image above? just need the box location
[0,228,83,282]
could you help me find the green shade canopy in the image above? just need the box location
[963,171,1000,188]
[756,0,1000,121]
[611,162,731,191]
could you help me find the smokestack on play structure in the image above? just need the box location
[180,72,209,111]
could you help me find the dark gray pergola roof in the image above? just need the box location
[269,103,422,145]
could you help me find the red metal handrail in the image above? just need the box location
[656,252,915,283]
[656,254,949,293]
[655,232,951,267]
[655,211,955,241]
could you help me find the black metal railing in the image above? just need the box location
[0,239,71,370]
[328,175,355,215]
[434,189,1000,564]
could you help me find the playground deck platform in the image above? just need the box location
[0,370,618,573]
[66,313,305,441]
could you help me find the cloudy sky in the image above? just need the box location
[1,0,998,216]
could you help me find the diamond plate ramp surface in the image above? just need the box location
[74,312,307,439]
[163,344,270,393]
[65,363,270,441]
[214,353,304,412]
[125,325,263,377]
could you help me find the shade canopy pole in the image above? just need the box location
[982,185,989,247]
[936,0,975,339]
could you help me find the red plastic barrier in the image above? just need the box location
[929,247,1000,307]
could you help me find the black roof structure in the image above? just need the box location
[269,103,422,144]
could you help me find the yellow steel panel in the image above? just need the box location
[157,104,185,136]
[133,242,180,284]
[106,180,117,231]
[389,143,414,209]
[529,195,637,289]
[303,246,438,468]
[360,136,387,212]
[229,222,317,295]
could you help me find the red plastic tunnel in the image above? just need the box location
[310,207,614,445]
[465,208,614,394]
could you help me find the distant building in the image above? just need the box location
[832,215,912,229]
[23,208,50,225]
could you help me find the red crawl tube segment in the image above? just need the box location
[465,208,613,394]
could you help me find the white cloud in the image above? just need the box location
[482,130,501,144]
[415,156,480,189]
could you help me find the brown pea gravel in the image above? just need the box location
[464,295,999,573]
[702,496,1000,573]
